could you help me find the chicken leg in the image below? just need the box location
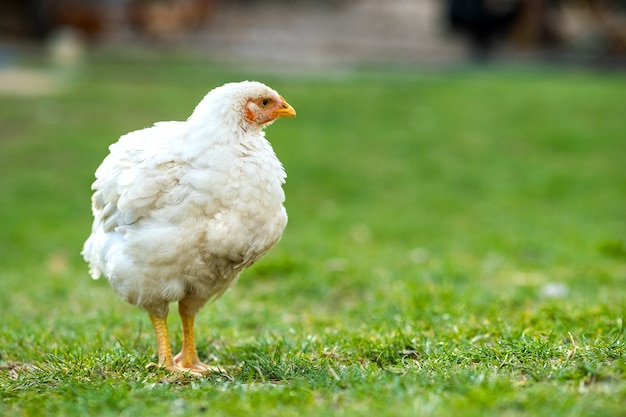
[148,313,180,372]
[173,299,211,373]
[148,305,207,376]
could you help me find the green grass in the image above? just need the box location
[0,55,624,416]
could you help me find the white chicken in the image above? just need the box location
[82,81,296,375]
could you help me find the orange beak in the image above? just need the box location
[273,96,296,119]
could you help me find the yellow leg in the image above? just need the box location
[148,313,207,376]
[148,313,176,369]
[174,301,211,374]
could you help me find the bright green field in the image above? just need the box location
[1,55,625,416]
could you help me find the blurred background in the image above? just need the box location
[1,0,625,76]
[0,1,624,269]
[0,3,625,401]
[0,1,624,291]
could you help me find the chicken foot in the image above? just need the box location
[148,310,207,377]
[173,303,212,374]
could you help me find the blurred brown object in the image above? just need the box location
[446,0,626,60]
[46,0,110,41]
[586,0,626,55]
[511,0,626,55]
[128,0,218,39]
[0,0,113,42]
[510,0,562,50]
[0,0,218,43]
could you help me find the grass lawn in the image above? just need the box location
[0,54,624,416]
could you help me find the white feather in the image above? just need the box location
[82,81,289,317]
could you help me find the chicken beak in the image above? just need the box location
[274,96,296,118]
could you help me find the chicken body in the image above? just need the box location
[82,81,296,374]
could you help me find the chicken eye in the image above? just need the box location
[261,98,270,107]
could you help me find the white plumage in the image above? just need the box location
[82,81,296,375]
